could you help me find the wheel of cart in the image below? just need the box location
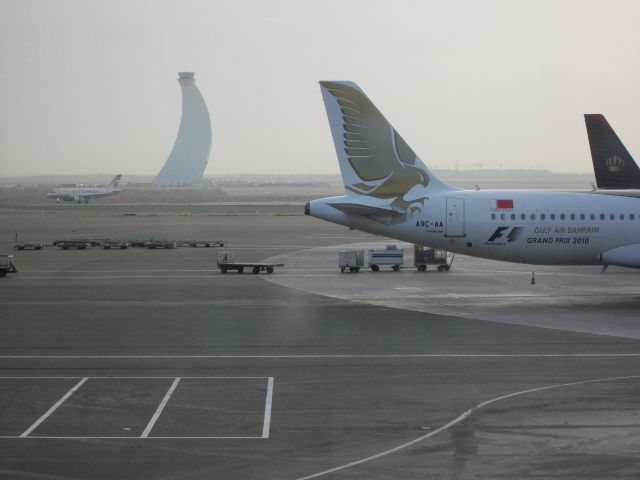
[340,267,345,273]
[371,264,379,272]
[417,264,427,272]
[253,266,260,274]
[237,266,244,273]
[221,266,228,273]
[392,265,400,272]
[266,266,274,274]
[349,267,360,273]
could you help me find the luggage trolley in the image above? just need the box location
[413,244,454,272]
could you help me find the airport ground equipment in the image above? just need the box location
[146,240,177,249]
[57,240,91,250]
[413,244,454,272]
[369,245,404,272]
[339,249,365,272]
[14,242,44,250]
[185,240,225,248]
[53,239,106,247]
[102,240,130,249]
[0,255,17,277]
[216,251,284,274]
[130,239,148,248]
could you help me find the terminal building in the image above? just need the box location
[154,72,212,185]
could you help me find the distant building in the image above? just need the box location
[154,72,212,185]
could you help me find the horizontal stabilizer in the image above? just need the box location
[329,202,402,221]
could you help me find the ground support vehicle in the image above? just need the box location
[413,244,454,271]
[216,251,284,274]
[185,240,225,248]
[146,240,177,249]
[14,242,44,250]
[58,241,91,250]
[368,245,404,272]
[339,249,365,273]
[0,255,17,277]
[102,241,130,249]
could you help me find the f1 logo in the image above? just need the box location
[488,226,522,243]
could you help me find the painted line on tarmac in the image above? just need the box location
[141,377,181,438]
[1,353,640,359]
[11,275,235,279]
[20,377,88,438]
[295,374,640,480]
[262,377,275,439]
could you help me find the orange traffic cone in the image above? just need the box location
[530,272,536,284]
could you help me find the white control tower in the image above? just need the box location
[155,72,212,185]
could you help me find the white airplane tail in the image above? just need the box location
[108,174,122,189]
[319,81,455,211]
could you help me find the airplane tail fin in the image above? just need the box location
[319,81,454,209]
[108,174,122,189]
[584,114,640,189]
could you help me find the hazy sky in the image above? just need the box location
[1,0,639,177]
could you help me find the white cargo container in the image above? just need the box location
[339,249,365,273]
[368,245,404,271]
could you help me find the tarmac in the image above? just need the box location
[1,209,640,479]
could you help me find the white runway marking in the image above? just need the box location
[0,376,270,379]
[262,377,274,439]
[20,377,88,438]
[1,353,640,359]
[3,436,267,439]
[295,374,640,480]
[141,377,181,438]
[2,376,274,440]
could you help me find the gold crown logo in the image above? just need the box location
[605,156,624,172]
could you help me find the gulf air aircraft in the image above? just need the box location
[585,114,640,191]
[46,175,123,203]
[306,81,640,268]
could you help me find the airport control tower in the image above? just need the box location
[154,72,212,185]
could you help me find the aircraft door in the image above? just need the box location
[445,198,465,237]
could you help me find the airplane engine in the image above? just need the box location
[600,244,640,268]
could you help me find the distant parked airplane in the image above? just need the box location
[585,114,640,190]
[306,81,640,268]
[46,175,122,203]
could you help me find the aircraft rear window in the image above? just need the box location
[610,214,615,220]
[550,214,556,220]
[620,214,625,220]
[560,214,566,220]
[631,214,635,220]
[491,213,495,220]
[530,214,536,220]
[541,214,546,220]
[510,213,516,220]
[600,214,605,220]
[520,214,525,220]
[589,214,594,220]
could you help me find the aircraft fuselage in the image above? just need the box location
[309,189,640,267]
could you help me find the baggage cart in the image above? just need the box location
[0,255,17,277]
[216,251,284,274]
[339,249,365,273]
[369,245,404,271]
[413,244,454,271]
